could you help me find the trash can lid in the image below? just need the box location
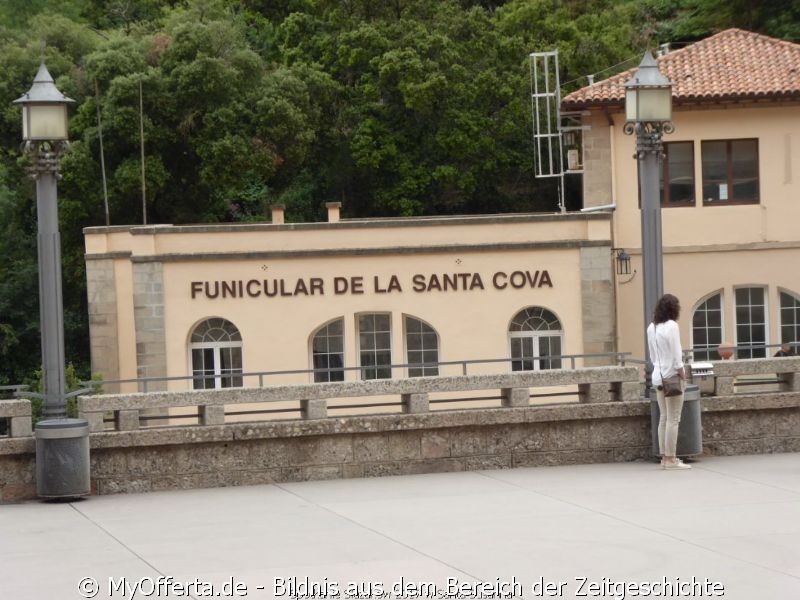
[35,418,89,430]
[35,418,89,439]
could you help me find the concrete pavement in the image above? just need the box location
[1,453,798,599]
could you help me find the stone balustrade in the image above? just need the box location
[78,366,641,432]
[708,357,800,395]
[4,360,800,502]
[0,399,32,438]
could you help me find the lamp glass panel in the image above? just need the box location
[636,88,672,121]
[26,104,68,140]
[625,89,638,121]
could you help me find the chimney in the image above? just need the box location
[326,202,342,223]
[270,204,285,225]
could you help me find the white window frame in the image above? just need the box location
[310,317,345,382]
[734,286,768,358]
[690,290,724,361]
[778,289,800,346]
[189,317,243,389]
[404,315,440,377]
[357,312,393,380]
[508,307,563,371]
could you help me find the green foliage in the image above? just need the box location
[26,363,103,424]
[0,0,797,387]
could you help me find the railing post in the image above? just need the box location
[82,411,105,432]
[200,404,225,425]
[714,376,735,396]
[116,409,140,431]
[401,393,429,414]
[777,371,800,392]
[611,381,640,402]
[10,415,32,437]
[301,399,328,420]
[578,383,610,403]
[501,387,529,407]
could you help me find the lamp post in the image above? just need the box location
[622,51,674,388]
[15,63,90,499]
[13,63,74,419]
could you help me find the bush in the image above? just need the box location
[27,364,102,425]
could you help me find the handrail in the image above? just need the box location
[79,352,633,392]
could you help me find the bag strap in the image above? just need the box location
[653,322,668,383]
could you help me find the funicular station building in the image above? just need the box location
[84,29,800,398]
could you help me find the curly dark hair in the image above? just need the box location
[653,293,681,324]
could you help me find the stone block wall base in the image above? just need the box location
[0,453,36,503]
[3,401,800,502]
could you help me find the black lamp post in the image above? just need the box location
[14,63,90,499]
[13,63,74,419]
[623,51,674,388]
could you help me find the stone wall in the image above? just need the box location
[3,393,800,502]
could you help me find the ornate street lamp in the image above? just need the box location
[13,63,74,419]
[622,51,674,388]
[15,63,90,499]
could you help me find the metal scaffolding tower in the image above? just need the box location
[530,50,585,212]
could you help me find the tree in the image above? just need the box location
[1,0,799,386]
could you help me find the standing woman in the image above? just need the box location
[647,293,691,470]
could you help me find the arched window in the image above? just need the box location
[508,307,563,371]
[405,316,439,377]
[189,318,243,389]
[691,292,723,361]
[311,318,345,382]
[779,290,800,346]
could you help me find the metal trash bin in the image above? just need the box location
[35,418,90,499]
[687,362,715,395]
[650,383,703,458]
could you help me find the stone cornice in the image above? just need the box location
[83,212,611,236]
[119,240,611,264]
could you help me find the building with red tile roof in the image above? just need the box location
[561,29,800,362]
[563,28,800,109]
[80,29,800,398]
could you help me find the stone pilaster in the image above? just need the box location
[86,258,120,387]
[581,112,613,208]
[580,246,615,366]
[133,262,167,391]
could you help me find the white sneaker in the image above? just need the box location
[664,460,691,470]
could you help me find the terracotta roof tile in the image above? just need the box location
[561,28,800,110]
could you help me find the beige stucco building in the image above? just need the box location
[84,29,800,393]
[562,28,800,364]
[85,210,615,393]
